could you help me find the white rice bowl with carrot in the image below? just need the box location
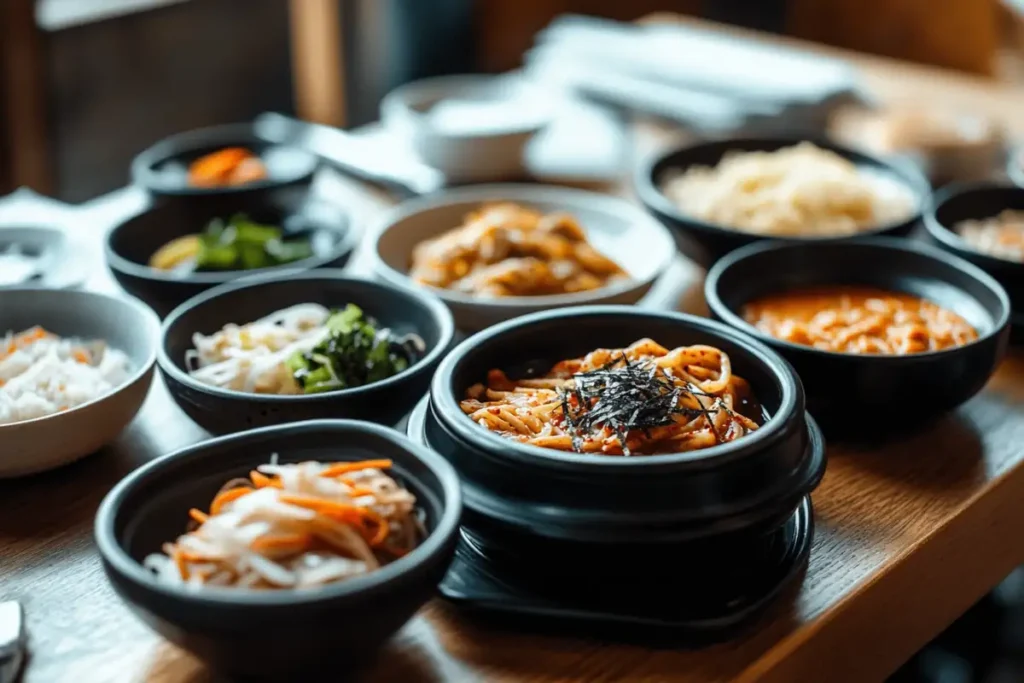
[0,326,132,425]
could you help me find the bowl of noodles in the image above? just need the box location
[705,237,1010,436]
[158,271,455,434]
[371,184,676,331]
[95,419,462,679]
[636,138,928,269]
[414,305,825,546]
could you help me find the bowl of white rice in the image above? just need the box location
[0,288,160,477]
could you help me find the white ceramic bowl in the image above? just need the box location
[380,74,550,183]
[0,289,160,477]
[371,184,677,331]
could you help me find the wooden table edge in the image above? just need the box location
[738,454,1024,682]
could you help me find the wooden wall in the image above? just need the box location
[788,0,999,75]
[1,0,51,195]
[46,0,293,202]
[477,0,1002,76]
[475,0,701,72]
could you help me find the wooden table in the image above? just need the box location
[7,19,1024,683]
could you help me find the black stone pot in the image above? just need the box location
[413,306,826,635]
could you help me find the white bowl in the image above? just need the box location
[0,289,160,477]
[371,184,677,331]
[381,74,550,183]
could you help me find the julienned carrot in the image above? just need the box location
[189,508,209,524]
[210,486,253,514]
[173,549,189,580]
[360,508,389,546]
[249,470,281,488]
[2,326,50,358]
[279,494,388,546]
[251,533,311,553]
[147,460,419,589]
[187,147,252,186]
[319,459,393,478]
[279,494,361,521]
[346,487,374,497]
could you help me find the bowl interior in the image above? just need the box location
[0,289,158,370]
[108,188,351,284]
[931,185,1024,255]
[440,310,791,440]
[135,124,318,194]
[162,275,448,380]
[375,186,675,303]
[710,240,1007,343]
[644,138,927,233]
[110,424,450,571]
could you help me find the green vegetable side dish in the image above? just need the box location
[285,304,413,394]
[147,214,314,273]
[197,214,313,271]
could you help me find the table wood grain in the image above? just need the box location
[7,19,1024,683]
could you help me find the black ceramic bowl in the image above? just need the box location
[706,238,1011,437]
[424,305,826,546]
[95,419,462,680]
[636,137,929,269]
[159,272,455,434]
[106,187,357,316]
[925,183,1024,340]
[131,122,318,200]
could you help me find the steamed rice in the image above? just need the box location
[0,326,131,425]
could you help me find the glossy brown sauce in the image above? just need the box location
[743,286,978,355]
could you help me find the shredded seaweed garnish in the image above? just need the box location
[556,354,733,455]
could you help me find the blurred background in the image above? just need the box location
[3,0,1022,201]
[4,1,1024,681]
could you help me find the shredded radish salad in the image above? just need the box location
[0,326,132,426]
[144,458,424,590]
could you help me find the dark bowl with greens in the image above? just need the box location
[158,271,455,434]
[105,188,357,316]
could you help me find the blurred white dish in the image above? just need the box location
[381,75,551,183]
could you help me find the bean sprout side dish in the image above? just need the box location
[186,304,424,395]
